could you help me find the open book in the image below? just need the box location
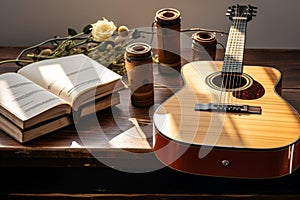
[0,54,125,143]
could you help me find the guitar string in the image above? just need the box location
[218,13,234,108]
[233,8,248,106]
[221,8,241,107]
[233,18,240,103]
[231,8,247,106]
[219,8,235,107]
[238,8,251,101]
[230,12,241,106]
[232,10,243,105]
[219,7,248,108]
[224,18,234,106]
[236,9,248,102]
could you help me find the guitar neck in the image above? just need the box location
[222,17,248,74]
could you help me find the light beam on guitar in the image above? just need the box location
[153,5,300,178]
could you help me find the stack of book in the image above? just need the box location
[0,54,125,143]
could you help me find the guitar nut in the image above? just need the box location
[222,159,230,167]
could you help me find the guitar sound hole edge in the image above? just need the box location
[206,72,253,92]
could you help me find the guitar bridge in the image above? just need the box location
[195,103,262,114]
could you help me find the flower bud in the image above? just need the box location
[118,25,129,38]
[39,49,52,56]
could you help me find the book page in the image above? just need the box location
[0,73,68,121]
[18,54,122,105]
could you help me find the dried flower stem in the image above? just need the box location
[0,59,34,65]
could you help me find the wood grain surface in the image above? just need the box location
[0,47,299,199]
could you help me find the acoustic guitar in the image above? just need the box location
[153,5,300,178]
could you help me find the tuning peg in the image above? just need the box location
[228,5,236,10]
[227,9,232,14]
[228,8,235,13]
[249,5,258,10]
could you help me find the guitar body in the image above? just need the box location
[153,61,300,178]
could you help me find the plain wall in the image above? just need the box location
[0,0,299,48]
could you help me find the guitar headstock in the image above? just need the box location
[226,4,257,22]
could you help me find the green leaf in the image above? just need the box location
[131,29,141,39]
[68,28,78,36]
[83,24,92,34]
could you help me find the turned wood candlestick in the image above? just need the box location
[155,8,181,73]
[125,43,154,107]
[192,31,217,61]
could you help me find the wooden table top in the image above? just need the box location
[0,47,300,166]
[0,47,300,199]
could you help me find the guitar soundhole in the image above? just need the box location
[206,72,253,91]
[212,74,248,89]
[206,72,265,100]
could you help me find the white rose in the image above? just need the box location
[91,18,117,42]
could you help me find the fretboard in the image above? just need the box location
[222,17,247,74]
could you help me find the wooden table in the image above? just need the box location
[0,47,300,199]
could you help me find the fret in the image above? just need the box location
[222,18,247,74]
